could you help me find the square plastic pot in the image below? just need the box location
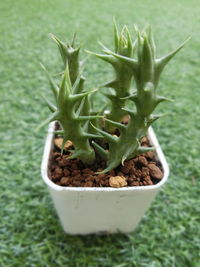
[41,122,169,235]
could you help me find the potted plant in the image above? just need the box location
[40,21,188,234]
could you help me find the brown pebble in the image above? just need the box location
[86,176,94,182]
[84,181,93,187]
[109,176,127,188]
[94,176,101,183]
[121,166,130,174]
[128,177,134,183]
[141,167,150,177]
[100,180,106,186]
[51,164,57,171]
[145,175,152,182]
[82,168,93,175]
[54,167,63,178]
[141,137,148,144]
[97,173,106,179]
[135,169,142,178]
[54,138,73,150]
[55,156,61,162]
[146,151,154,159]
[131,181,140,186]
[58,158,68,167]
[72,180,82,187]
[71,169,81,176]
[148,164,163,179]
[60,177,70,186]
[63,168,70,176]
[129,167,136,175]
[73,175,82,181]
[122,115,130,125]
[104,179,110,186]
[121,160,133,174]
[138,156,148,166]
[71,163,78,170]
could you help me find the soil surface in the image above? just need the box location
[48,136,164,188]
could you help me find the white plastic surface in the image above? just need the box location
[41,122,169,234]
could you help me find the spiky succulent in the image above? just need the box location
[40,24,188,173]
[88,20,134,131]
[50,33,81,85]
[39,35,101,164]
[40,63,102,164]
[89,25,189,172]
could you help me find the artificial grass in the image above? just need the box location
[0,0,200,266]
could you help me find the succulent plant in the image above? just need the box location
[90,26,189,172]
[40,24,188,172]
[50,33,81,85]
[88,21,134,131]
[39,35,101,164]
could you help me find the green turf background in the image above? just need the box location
[0,0,200,266]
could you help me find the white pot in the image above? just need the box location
[41,122,169,235]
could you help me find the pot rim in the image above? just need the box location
[41,122,169,192]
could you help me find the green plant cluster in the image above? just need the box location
[40,22,188,172]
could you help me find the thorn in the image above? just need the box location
[90,123,118,143]
[35,111,59,132]
[92,141,109,160]
[84,133,103,139]
[104,118,126,130]
[121,155,127,166]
